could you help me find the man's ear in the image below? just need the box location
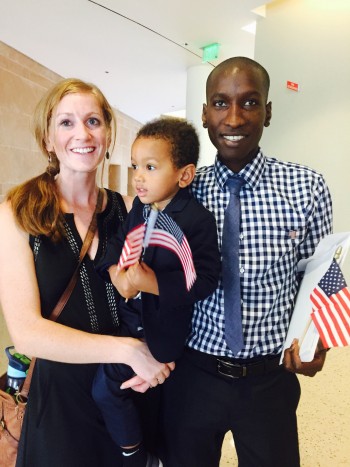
[178,164,196,188]
[264,101,272,127]
[202,103,208,128]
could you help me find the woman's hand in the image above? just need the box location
[122,338,175,392]
[120,363,175,393]
[283,338,328,377]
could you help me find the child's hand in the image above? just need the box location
[108,264,139,299]
[126,262,159,295]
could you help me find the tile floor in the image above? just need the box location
[220,346,350,466]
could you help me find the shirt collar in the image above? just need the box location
[142,187,191,220]
[214,150,266,192]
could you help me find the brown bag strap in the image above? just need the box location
[49,188,103,322]
[19,189,104,399]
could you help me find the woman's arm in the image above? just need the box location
[0,201,171,386]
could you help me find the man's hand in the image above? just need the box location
[283,338,328,377]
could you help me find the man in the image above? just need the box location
[160,57,332,467]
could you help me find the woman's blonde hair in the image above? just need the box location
[7,78,116,241]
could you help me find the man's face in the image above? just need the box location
[202,65,272,173]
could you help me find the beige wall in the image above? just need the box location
[254,2,350,465]
[0,41,60,202]
[0,41,141,373]
[255,0,350,279]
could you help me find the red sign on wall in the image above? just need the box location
[287,81,300,92]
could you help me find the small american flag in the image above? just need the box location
[116,223,146,271]
[310,259,350,348]
[147,211,197,291]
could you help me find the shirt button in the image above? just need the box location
[240,233,244,240]
[240,267,245,274]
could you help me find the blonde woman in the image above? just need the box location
[0,78,172,467]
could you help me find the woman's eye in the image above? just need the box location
[60,119,72,127]
[87,117,100,126]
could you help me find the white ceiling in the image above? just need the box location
[0,0,274,123]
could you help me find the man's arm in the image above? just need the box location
[283,174,333,376]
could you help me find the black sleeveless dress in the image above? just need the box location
[16,190,127,467]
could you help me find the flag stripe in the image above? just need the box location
[116,210,197,291]
[311,309,338,347]
[314,305,350,346]
[148,229,196,290]
[311,310,337,347]
[117,224,145,271]
[310,287,329,309]
[309,259,350,348]
[330,293,350,331]
[311,301,347,347]
[326,305,349,345]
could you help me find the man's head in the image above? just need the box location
[202,57,272,173]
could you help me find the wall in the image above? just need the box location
[0,41,141,373]
[0,41,61,202]
[255,0,350,278]
[254,2,350,466]
[106,110,141,196]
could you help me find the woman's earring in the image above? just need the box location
[106,151,110,160]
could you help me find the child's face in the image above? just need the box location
[131,137,184,210]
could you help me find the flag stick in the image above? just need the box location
[334,245,342,264]
[299,317,312,349]
[143,204,159,248]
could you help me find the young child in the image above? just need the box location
[93,117,220,467]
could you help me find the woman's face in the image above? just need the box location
[46,92,109,176]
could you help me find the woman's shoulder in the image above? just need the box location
[0,200,29,255]
[0,199,18,230]
[0,198,11,216]
[103,188,131,222]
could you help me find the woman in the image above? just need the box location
[0,78,172,466]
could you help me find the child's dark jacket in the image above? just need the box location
[96,188,220,362]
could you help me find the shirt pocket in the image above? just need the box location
[258,225,307,264]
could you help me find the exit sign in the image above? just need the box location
[202,43,220,62]
[287,81,300,92]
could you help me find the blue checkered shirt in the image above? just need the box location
[188,151,333,358]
